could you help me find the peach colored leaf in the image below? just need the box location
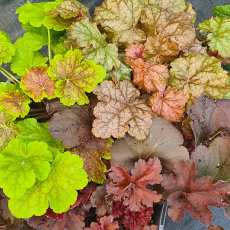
[191,137,230,183]
[0,111,20,152]
[184,2,196,24]
[143,34,179,64]
[141,5,195,49]
[110,117,189,171]
[70,137,113,184]
[169,54,230,108]
[107,158,162,211]
[162,160,230,226]
[187,95,230,146]
[130,59,170,93]
[20,67,56,102]
[124,44,145,66]
[47,49,105,106]
[149,87,187,122]
[94,0,146,47]
[92,78,153,140]
[0,91,30,118]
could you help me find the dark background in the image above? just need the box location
[1,0,230,229]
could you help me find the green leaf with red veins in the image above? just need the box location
[70,137,113,184]
[0,90,30,118]
[130,58,170,93]
[69,19,120,72]
[191,137,230,183]
[48,49,105,106]
[0,111,20,152]
[0,31,15,65]
[161,160,230,226]
[197,17,230,58]
[46,0,91,19]
[141,6,195,50]
[149,87,187,122]
[94,0,146,47]
[21,67,56,102]
[141,0,186,13]
[106,158,162,211]
[92,78,153,140]
[110,117,189,172]
[169,54,230,108]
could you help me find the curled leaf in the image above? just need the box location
[92,79,153,140]
[48,49,105,106]
[21,67,56,102]
[149,87,187,122]
[124,44,145,66]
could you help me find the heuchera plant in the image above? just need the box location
[1,0,230,229]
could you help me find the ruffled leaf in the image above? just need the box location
[48,49,105,106]
[0,139,52,199]
[124,44,145,66]
[107,158,162,211]
[92,78,153,140]
[149,87,187,122]
[0,31,15,65]
[85,216,119,230]
[69,18,120,72]
[94,0,145,47]
[8,152,88,218]
[169,54,230,108]
[0,90,30,118]
[21,67,56,102]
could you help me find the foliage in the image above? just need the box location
[1,0,230,229]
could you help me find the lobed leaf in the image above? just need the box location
[48,49,105,106]
[92,78,153,140]
[162,160,230,226]
[124,44,145,66]
[197,17,230,57]
[213,5,230,18]
[130,58,170,93]
[0,111,19,152]
[0,90,30,118]
[94,0,145,47]
[0,82,20,93]
[110,117,189,171]
[107,158,162,211]
[169,54,230,108]
[20,67,56,102]
[69,18,120,72]
[0,139,52,199]
[11,37,48,76]
[85,216,119,230]
[0,31,15,65]
[149,87,187,122]
[8,152,88,218]
[43,16,75,31]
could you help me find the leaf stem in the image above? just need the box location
[29,108,46,113]
[0,66,19,84]
[26,112,47,117]
[48,29,52,63]
[33,114,52,120]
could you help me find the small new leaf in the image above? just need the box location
[8,152,88,218]
[92,79,153,140]
[48,49,105,106]
[0,139,53,199]
[21,67,56,102]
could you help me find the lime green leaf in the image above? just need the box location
[16,2,46,27]
[0,111,20,152]
[169,54,230,108]
[53,36,69,55]
[22,23,65,51]
[0,90,30,118]
[8,152,88,218]
[105,62,131,81]
[11,37,48,76]
[16,118,66,156]
[69,19,120,72]
[213,5,230,18]
[20,67,56,102]
[0,82,20,92]
[70,137,113,184]
[197,17,230,57]
[0,31,15,65]
[48,49,105,106]
[0,139,53,199]
[43,0,64,13]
